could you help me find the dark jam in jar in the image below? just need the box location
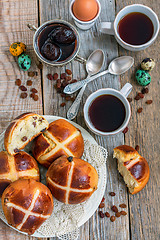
[89,95,126,132]
[38,24,77,62]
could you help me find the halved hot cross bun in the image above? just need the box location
[0,151,40,196]
[113,145,149,194]
[4,112,49,155]
[46,156,98,204]
[2,179,53,235]
[33,119,84,168]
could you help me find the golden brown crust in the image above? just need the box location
[2,179,53,235]
[0,151,40,196]
[113,145,139,162]
[46,156,98,204]
[33,119,84,168]
[4,113,49,155]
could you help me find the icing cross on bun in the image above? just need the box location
[33,119,84,168]
[113,145,149,194]
[4,112,49,155]
[46,156,98,204]
[0,151,40,196]
[2,179,53,235]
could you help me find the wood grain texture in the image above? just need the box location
[116,0,160,239]
[39,0,129,239]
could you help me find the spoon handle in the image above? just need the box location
[67,84,87,120]
[64,69,109,94]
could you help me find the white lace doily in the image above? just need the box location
[0,116,108,239]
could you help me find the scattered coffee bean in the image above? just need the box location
[33,94,38,101]
[60,73,66,79]
[66,69,72,75]
[53,73,58,80]
[122,127,128,134]
[120,211,127,216]
[110,216,116,222]
[119,204,127,208]
[137,107,143,113]
[47,74,53,80]
[109,192,116,196]
[105,212,110,218]
[15,79,21,86]
[127,97,132,103]
[19,85,27,91]
[99,211,105,218]
[135,145,140,151]
[20,92,27,99]
[28,71,35,77]
[138,92,144,98]
[31,88,38,93]
[21,136,27,142]
[60,102,66,107]
[115,212,121,218]
[27,80,32,86]
[99,202,105,208]
[134,95,141,100]
[111,205,118,213]
[146,100,153,104]
[141,87,149,94]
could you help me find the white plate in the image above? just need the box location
[0,115,107,238]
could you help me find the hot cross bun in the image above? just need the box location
[33,119,84,168]
[2,179,53,235]
[0,151,40,196]
[46,155,98,204]
[4,112,49,155]
[113,145,149,194]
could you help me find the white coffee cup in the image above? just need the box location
[69,0,101,30]
[83,83,132,136]
[98,4,159,51]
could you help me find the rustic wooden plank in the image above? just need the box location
[39,0,129,239]
[116,0,160,239]
[0,0,43,239]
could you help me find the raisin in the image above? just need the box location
[31,88,38,93]
[30,93,35,98]
[135,145,140,151]
[146,100,153,104]
[119,204,127,208]
[53,73,58,80]
[27,80,32,86]
[60,102,66,107]
[66,76,72,81]
[60,73,66,79]
[110,216,116,222]
[19,85,27,91]
[138,92,144,98]
[120,211,127,216]
[32,122,36,127]
[99,202,105,208]
[137,107,143,113]
[122,127,128,134]
[33,94,38,101]
[101,197,105,202]
[37,62,43,69]
[61,93,66,98]
[105,212,110,218]
[99,211,105,218]
[20,92,27,99]
[127,97,132,102]
[141,87,149,94]
[28,71,35,77]
[111,205,118,213]
[115,212,121,217]
[134,95,141,100]
[15,79,21,86]
[33,116,37,120]
[65,96,71,101]
[66,69,72,75]
[57,79,61,88]
[47,74,53,80]
[21,136,27,142]
[14,148,19,153]
[109,192,116,196]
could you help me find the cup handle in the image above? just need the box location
[98,22,114,35]
[74,55,87,64]
[120,83,133,97]
[27,24,37,32]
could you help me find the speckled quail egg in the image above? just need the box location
[18,53,31,71]
[141,58,155,71]
[9,42,26,56]
[135,70,151,86]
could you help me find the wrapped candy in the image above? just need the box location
[9,42,26,56]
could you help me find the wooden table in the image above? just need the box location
[0,0,160,239]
